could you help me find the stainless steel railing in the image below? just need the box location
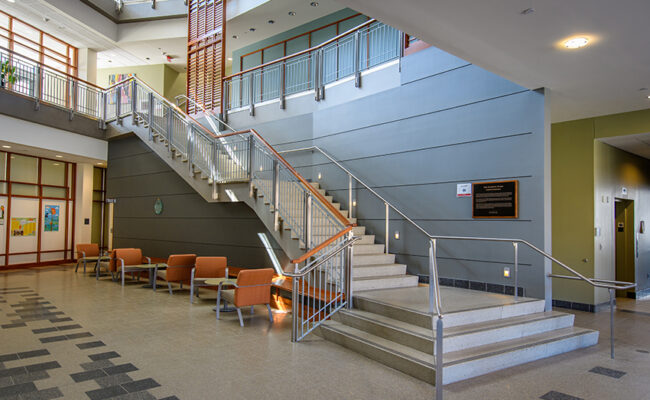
[222,19,402,113]
[284,229,360,342]
[281,145,635,397]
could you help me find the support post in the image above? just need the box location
[273,160,280,231]
[513,242,519,301]
[187,124,194,175]
[353,30,361,88]
[435,317,444,399]
[33,65,41,110]
[131,79,137,124]
[314,51,320,101]
[398,31,405,73]
[248,74,255,116]
[247,135,254,180]
[279,62,286,109]
[304,193,312,250]
[148,91,154,141]
[166,108,173,154]
[348,175,353,219]
[116,85,122,125]
[609,288,615,359]
[385,202,389,254]
[69,79,76,120]
[101,91,107,129]
[291,275,299,342]
[345,231,354,310]
[222,80,229,122]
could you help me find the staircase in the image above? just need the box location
[318,286,598,384]
[106,81,597,387]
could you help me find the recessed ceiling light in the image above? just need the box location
[227,57,232,61]
[267,20,275,24]
[55,155,63,158]
[53,163,60,166]
[249,28,256,32]
[96,162,104,165]
[6,0,15,3]
[288,11,296,16]
[2,145,10,148]
[232,35,238,39]
[310,2,318,6]
[564,37,589,49]
[647,95,650,99]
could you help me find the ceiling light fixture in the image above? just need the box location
[520,8,534,15]
[2,145,10,149]
[288,11,296,16]
[249,28,256,32]
[6,0,15,3]
[232,35,238,39]
[310,2,319,6]
[564,37,589,49]
[227,57,232,61]
[55,155,63,158]
[267,20,275,24]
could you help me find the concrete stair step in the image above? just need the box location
[353,244,385,254]
[335,309,575,353]
[353,295,546,329]
[352,274,419,291]
[353,264,407,278]
[319,321,598,385]
[353,253,395,266]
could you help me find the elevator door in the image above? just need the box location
[615,199,635,297]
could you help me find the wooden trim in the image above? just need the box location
[291,226,353,264]
[225,19,376,80]
[240,13,363,60]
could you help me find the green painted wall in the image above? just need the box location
[552,108,650,305]
[97,64,186,102]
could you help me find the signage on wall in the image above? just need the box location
[472,180,518,219]
[11,218,37,237]
[456,183,472,197]
[44,205,59,232]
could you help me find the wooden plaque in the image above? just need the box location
[472,180,518,219]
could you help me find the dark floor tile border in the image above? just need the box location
[89,352,121,361]
[1,322,27,329]
[636,349,649,354]
[86,384,128,400]
[104,363,138,376]
[122,378,160,393]
[49,317,72,323]
[540,391,583,400]
[21,386,63,399]
[589,366,626,379]
[0,381,37,397]
[619,309,650,317]
[39,332,92,343]
[77,341,106,350]
[0,349,50,362]
[24,361,60,373]
[70,369,108,383]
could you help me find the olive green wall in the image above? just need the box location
[552,108,650,305]
[97,65,186,102]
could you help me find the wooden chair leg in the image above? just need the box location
[266,304,274,323]
[236,308,244,327]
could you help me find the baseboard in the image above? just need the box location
[418,275,524,297]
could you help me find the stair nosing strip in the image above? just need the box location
[444,329,595,367]
[324,324,435,369]
[343,311,432,340]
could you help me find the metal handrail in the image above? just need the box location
[284,235,360,278]
[174,94,236,132]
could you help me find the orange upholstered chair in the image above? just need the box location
[75,244,100,273]
[115,248,151,287]
[216,268,275,327]
[154,254,196,294]
[190,257,227,303]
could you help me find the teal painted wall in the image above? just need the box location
[232,8,365,73]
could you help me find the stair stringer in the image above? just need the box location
[108,116,309,262]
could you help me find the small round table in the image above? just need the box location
[204,278,238,312]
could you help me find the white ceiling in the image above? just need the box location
[338,0,650,122]
[0,141,106,166]
[226,0,345,57]
[600,132,650,160]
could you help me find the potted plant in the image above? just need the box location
[0,60,17,89]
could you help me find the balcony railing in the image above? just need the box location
[222,19,402,113]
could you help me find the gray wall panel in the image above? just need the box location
[107,135,286,269]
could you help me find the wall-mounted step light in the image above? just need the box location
[394,231,400,240]
[503,267,511,278]
[317,173,322,180]
[352,200,357,207]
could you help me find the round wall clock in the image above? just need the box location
[154,198,163,215]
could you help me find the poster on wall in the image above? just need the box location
[0,205,4,225]
[44,205,60,232]
[11,218,37,237]
[108,73,134,104]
